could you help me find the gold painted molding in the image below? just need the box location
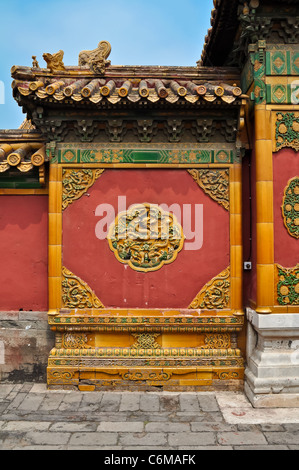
[62,168,104,210]
[62,266,105,309]
[187,169,229,210]
[189,267,230,310]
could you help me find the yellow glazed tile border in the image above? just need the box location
[48,164,63,310]
[229,165,243,312]
[0,187,49,195]
[256,181,274,223]
[255,105,275,313]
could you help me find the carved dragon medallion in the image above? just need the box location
[107,203,185,272]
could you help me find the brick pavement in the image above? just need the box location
[1,383,299,450]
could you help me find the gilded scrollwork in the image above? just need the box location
[108,203,185,272]
[62,266,104,309]
[131,333,160,349]
[62,168,104,210]
[281,176,299,239]
[63,333,91,349]
[187,169,229,210]
[189,267,230,310]
[121,370,172,382]
[202,333,230,349]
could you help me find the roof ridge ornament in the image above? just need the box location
[78,40,112,74]
[43,50,66,73]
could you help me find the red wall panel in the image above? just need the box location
[0,196,48,311]
[63,169,230,309]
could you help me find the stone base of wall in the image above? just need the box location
[245,308,299,408]
[0,311,54,383]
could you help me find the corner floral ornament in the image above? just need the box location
[107,203,185,272]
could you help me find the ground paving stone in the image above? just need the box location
[23,431,72,446]
[119,432,168,447]
[145,422,191,433]
[0,385,14,398]
[159,394,180,412]
[18,393,45,412]
[38,393,65,411]
[58,393,83,411]
[80,393,103,412]
[217,431,268,446]
[119,392,141,411]
[171,431,217,447]
[97,421,144,432]
[197,394,220,412]
[139,392,160,412]
[1,420,51,432]
[50,421,97,432]
[69,432,118,447]
[1,383,299,450]
[100,393,122,411]
[179,394,201,412]
[264,432,299,445]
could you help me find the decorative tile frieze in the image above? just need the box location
[266,49,299,76]
[49,346,242,359]
[266,78,299,105]
[48,311,244,329]
[55,143,238,165]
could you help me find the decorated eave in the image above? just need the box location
[200,0,299,67]
[11,41,246,117]
[12,66,244,110]
[0,121,47,187]
[200,0,240,66]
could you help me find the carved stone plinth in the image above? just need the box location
[245,308,299,407]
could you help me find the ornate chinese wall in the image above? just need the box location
[47,145,245,390]
[4,0,298,395]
